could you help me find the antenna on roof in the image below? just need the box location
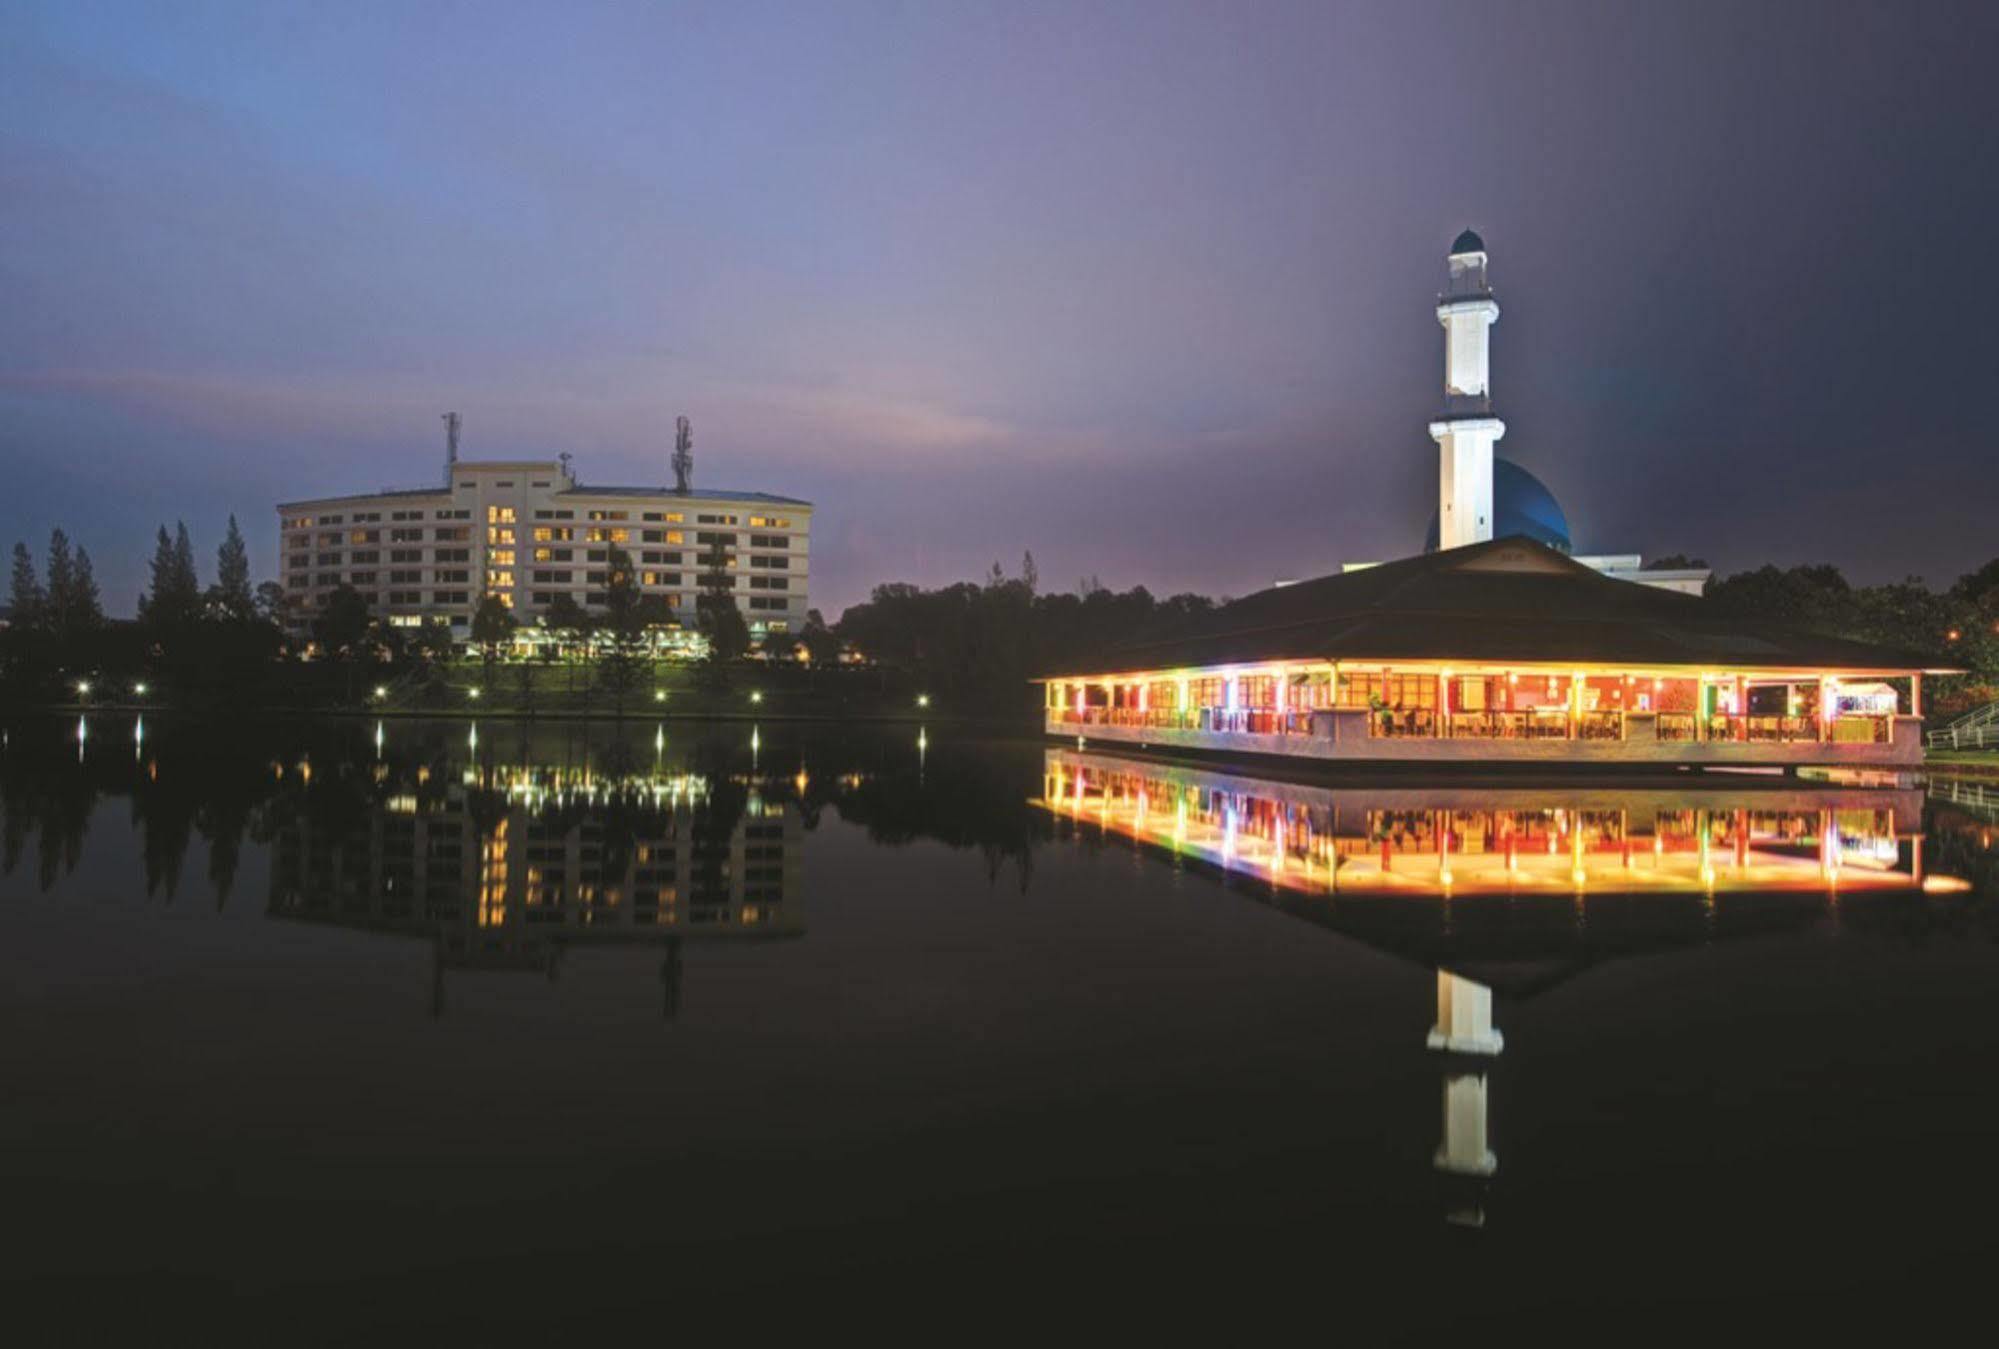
[672,415,693,494]
[442,411,461,486]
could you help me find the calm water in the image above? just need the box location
[4,713,1998,1337]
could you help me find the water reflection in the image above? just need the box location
[7,714,1999,1244]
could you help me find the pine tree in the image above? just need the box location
[45,529,75,631]
[172,521,199,601]
[9,542,44,629]
[70,548,103,627]
[214,515,253,621]
[143,526,177,625]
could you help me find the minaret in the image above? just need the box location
[1428,229,1504,551]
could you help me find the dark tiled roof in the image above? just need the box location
[1054,538,1947,676]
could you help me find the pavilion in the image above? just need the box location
[1040,536,1947,767]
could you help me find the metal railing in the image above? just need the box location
[1929,700,1999,750]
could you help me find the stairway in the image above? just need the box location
[1928,700,1999,751]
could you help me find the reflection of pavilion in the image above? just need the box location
[1034,746,1946,1228]
[268,772,803,1016]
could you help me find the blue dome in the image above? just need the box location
[1423,458,1572,554]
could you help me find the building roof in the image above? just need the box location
[563,486,811,506]
[1052,538,1951,677]
[276,483,811,510]
[1450,227,1486,256]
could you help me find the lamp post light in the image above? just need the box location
[750,691,764,705]
[468,687,482,701]
[374,685,388,700]
[132,682,148,698]
[654,689,667,703]
[916,694,930,709]
[75,679,91,704]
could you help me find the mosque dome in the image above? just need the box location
[1449,227,1486,256]
[1423,458,1572,554]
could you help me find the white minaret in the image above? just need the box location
[1428,228,1504,551]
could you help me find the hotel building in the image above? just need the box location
[277,450,810,644]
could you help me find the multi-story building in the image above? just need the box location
[277,453,811,643]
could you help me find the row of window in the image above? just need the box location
[283,509,471,529]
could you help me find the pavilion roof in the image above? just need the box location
[1053,538,1951,677]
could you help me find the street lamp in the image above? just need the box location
[916,693,930,709]
[75,680,91,699]
[132,682,148,697]
[468,687,482,700]
[750,691,763,704]
[653,690,667,703]
[374,685,388,700]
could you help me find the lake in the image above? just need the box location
[4,713,1997,1338]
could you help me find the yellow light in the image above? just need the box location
[133,682,148,696]
[653,690,666,702]
[76,680,91,695]
[917,694,930,708]
[751,691,764,704]
[468,687,481,699]
[374,685,388,699]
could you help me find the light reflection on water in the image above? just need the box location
[5,713,1999,1322]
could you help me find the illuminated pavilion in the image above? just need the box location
[1041,535,1946,767]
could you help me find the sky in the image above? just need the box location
[4,0,1998,617]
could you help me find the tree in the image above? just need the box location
[69,548,103,629]
[597,547,667,714]
[410,618,456,665]
[211,515,254,622]
[9,542,44,630]
[470,594,516,688]
[44,529,76,632]
[254,581,291,630]
[141,521,202,631]
[799,608,842,665]
[1021,550,1039,597]
[695,535,750,667]
[312,585,373,660]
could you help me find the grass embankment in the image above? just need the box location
[350,659,958,722]
[1925,749,1999,777]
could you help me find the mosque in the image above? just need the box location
[1037,230,1947,766]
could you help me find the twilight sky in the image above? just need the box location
[5,0,1998,617]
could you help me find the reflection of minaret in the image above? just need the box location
[1428,229,1503,551]
[1429,968,1500,1227]
[1428,967,1504,1056]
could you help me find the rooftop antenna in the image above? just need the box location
[442,411,461,486]
[672,415,693,494]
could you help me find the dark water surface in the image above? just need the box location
[4,713,1998,1338]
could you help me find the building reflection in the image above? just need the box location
[1035,745,1950,1228]
[266,730,807,1017]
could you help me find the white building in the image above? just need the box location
[277,445,811,644]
